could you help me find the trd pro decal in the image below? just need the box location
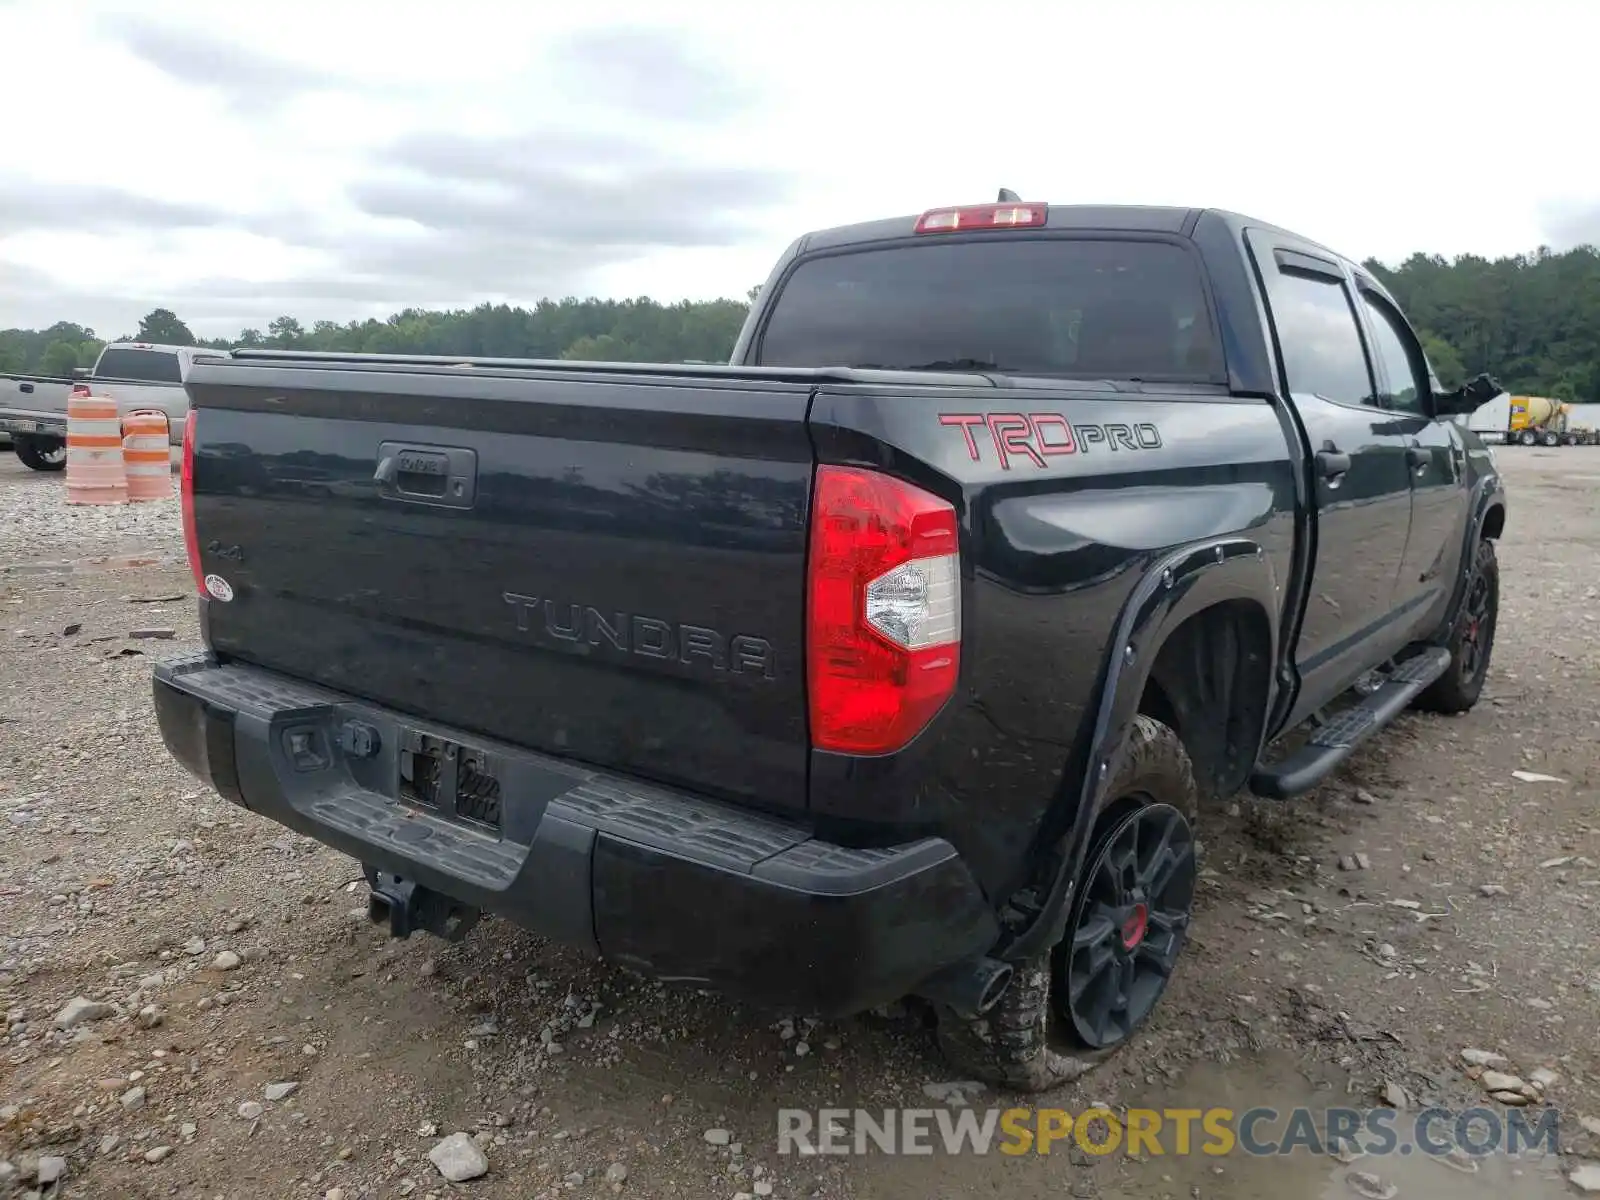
[939,412,1163,469]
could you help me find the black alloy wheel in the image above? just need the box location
[1414,537,1498,715]
[1055,800,1197,1050]
[1457,554,1495,687]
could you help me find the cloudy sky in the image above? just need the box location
[1,0,1594,338]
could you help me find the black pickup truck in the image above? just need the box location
[153,200,1505,1090]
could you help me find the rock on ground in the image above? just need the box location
[428,1132,489,1182]
[52,997,114,1029]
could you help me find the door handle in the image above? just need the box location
[1316,448,1352,479]
[374,442,478,509]
[1406,446,1429,471]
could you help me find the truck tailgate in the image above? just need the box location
[184,360,816,813]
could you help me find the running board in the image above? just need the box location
[1249,646,1452,800]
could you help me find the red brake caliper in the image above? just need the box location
[1121,903,1149,950]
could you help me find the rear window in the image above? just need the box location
[93,348,182,383]
[755,237,1219,380]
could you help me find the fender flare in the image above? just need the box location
[1002,535,1281,961]
[1437,476,1506,640]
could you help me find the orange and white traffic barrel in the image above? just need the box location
[122,410,173,501]
[65,387,128,505]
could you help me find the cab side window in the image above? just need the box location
[1359,293,1430,415]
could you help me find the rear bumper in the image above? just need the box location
[152,654,998,1016]
[0,409,66,439]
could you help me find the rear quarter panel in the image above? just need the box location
[808,385,1297,901]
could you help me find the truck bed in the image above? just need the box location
[184,352,994,814]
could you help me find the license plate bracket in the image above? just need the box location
[398,731,503,832]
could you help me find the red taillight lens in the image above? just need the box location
[914,203,1047,234]
[180,410,204,595]
[806,466,961,755]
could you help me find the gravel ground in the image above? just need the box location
[2,448,1598,1200]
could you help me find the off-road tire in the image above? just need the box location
[14,435,66,472]
[1414,537,1498,714]
[933,954,1099,1093]
[933,715,1199,1092]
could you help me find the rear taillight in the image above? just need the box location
[180,410,204,595]
[806,466,961,755]
[914,202,1047,234]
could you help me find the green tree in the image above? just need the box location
[267,316,306,347]
[1367,244,1600,401]
[1419,332,1466,389]
[561,333,627,361]
[135,308,196,345]
[40,339,85,377]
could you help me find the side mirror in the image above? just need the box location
[70,366,92,379]
[1433,372,1500,416]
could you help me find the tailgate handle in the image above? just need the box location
[374,442,478,509]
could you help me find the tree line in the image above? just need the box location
[1363,244,1600,402]
[5,243,1600,400]
[0,294,756,379]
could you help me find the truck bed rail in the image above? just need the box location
[210,348,996,389]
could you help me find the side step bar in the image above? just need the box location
[1250,646,1452,800]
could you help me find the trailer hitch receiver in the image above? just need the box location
[364,868,482,942]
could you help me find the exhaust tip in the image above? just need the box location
[913,956,1015,1021]
[976,963,1014,1014]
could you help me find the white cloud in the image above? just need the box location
[1,0,1595,337]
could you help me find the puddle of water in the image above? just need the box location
[837,1052,1575,1200]
[1098,1055,1573,1200]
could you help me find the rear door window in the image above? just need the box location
[1264,269,1375,407]
[93,349,182,383]
[755,238,1221,381]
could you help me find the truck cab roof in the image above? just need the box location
[799,203,1200,253]
[93,342,215,385]
[791,202,1383,292]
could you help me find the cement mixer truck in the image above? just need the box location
[1467,393,1580,446]
[1511,395,1581,445]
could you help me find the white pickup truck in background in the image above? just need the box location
[0,342,210,471]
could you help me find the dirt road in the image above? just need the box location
[2,449,1597,1199]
